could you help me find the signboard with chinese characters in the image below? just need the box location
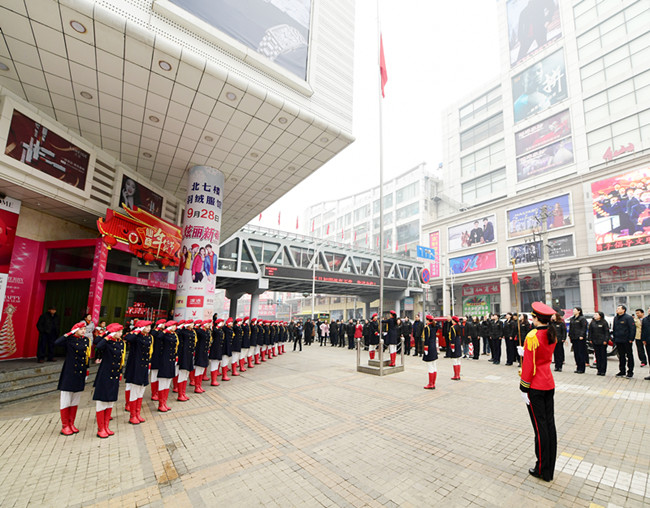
[462,282,500,297]
[174,166,224,321]
[429,231,440,278]
[462,294,491,317]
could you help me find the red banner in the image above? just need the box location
[462,282,500,297]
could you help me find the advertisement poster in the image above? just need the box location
[0,238,40,359]
[448,215,497,251]
[508,234,574,264]
[170,0,311,79]
[175,166,224,321]
[119,174,163,218]
[429,231,440,278]
[4,110,90,190]
[449,250,497,275]
[506,0,562,68]
[507,193,571,238]
[516,138,574,182]
[591,167,650,252]
[463,294,491,317]
[512,50,567,123]
[515,110,571,155]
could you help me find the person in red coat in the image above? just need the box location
[518,301,557,482]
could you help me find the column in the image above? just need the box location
[365,301,371,319]
[500,277,511,314]
[394,298,401,316]
[250,293,260,319]
[579,266,595,314]
[174,166,224,321]
[229,296,239,319]
[443,284,450,316]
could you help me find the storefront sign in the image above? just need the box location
[174,166,224,321]
[449,250,497,275]
[97,205,181,268]
[600,265,650,284]
[404,297,414,311]
[429,231,440,278]
[462,294,491,317]
[4,109,90,190]
[462,282,500,297]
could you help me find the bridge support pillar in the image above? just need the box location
[365,301,371,320]
[250,293,260,319]
[394,298,401,316]
[228,296,239,319]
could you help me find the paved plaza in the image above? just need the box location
[0,346,649,508]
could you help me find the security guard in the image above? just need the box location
[518,301,558,482]
[93,323,125,438]
[124,320,152,425]
[55,321,90,436]
[422,315,439,389]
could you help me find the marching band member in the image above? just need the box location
[176,319,196,401]
[149,319,166,401]
[382,310,399,367]
[368,313,379,360]
[221,318,234,381]
[157,321,178,412]
[193,319,211,393]
[423,315,439,389]
[250,318,261,365]
[92,323,125,438]
[241,317,252,370]
[124,320,152,425]
[231,318,243,375]
[209,317,223,385]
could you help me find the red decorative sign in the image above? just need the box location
[603,143,634,162]
[97,206,181,268]
[462,282,500,297]
[187,296,204,307]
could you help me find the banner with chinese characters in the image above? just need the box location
[174,166,224,321]
[429,231,440,278]
[462,295,491,318]
[97,206,182,268]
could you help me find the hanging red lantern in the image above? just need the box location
[103,236,117,249]
[144,252,155,265]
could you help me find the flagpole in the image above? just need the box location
[377,0,385,320]
[512,258,522,347]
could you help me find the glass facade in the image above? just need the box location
[461,139,505,178]
[460,113,504,151]
[459,87,501,128]
[461,168,506,204]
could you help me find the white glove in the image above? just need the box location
[382,332,387,336]
[517,346,524,357]
[521,392,530,405]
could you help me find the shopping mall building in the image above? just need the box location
[426,0,650,318]
[0,0,355,359]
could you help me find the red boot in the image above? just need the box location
[221,365,231,381]
[231,362,239,376]
[247,356,254,369]
[124,389,131,412]
[452,364,461,380]
[96,411,108,439]
[369,350,375,360]
[158,389,170,412]
[151,380,159,401]
[203,369,210,381]
[389,352,396,367]
[261,350,267,362]
[129,401,140,425]
[210,369,220,386]
[104,408,114,435]
[255,353,261,365]
[69,406,80,433]
[177,381,190,401]
[194,375,205,393]
[136,398,145,423]
[172,375,178,393]
[239,358,246,372]
[189,369,195,386]
[424,372,437,389]
[60,407,73,436]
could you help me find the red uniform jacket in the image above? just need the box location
[519,326,555,392]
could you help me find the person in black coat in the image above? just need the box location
[250,318,260,365]
[469,317,480,360]
[589,312,610,376]
[260,320,270,360]
[551,313,567,372]
[93,323,125,438]
[304,319,314,347]
[241,317,253,371]
[568,307,588,373]
[222,318,234,379]
[37,306,60,362]
[489,314,504,364]
[209,317,224,385]
[368,313,380,360]
[382,310,400,366]
[504,313,517,365]
[613,305,636,377]
[193,320,211,393]
[442,316,453,357]
[480,316,491,356]
[149,319,166,401]
[412,314,424,357]
[422,315,439,389]
[449,316,462,380]
[231,318,243,375]
[55,321,90,436]
[401,317,413,355]
[293,320,303,351]
[156,321,178,413]
[330,320,339,347]
[347,319,356,350]
[124,320,153,424]
[339,321,346,348]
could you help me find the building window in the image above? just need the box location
[575,0,648,38]
[353,204,370,222]
[461,168,506,204]
[396,182,418,204]
[461,139,505,178]
[396,202,419,221]
[396,220,419,245]
[584,70,650,128]
[586,108,650,163]
[460,113,504,151]
[459,87,502,128]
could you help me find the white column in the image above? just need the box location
[579,266,595,314]
[250,293,260,319]
[500,277,511,314]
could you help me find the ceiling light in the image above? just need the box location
[250,152,259,158]
[70,20,87,34]
[80,91,93,100]
[225,91,237,101]
[0,62,9,72]
[204,135,214,142]
[158,60,172,71]
[142,152,152,158]
[320,137,329,143]
[148,115,160,123]
[278,116,288,124]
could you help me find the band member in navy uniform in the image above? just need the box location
[93,323,125,438]
[423,315,439,389]
[519,302,558,482]
[209,317,224,385]
[250,318,260,365]
[177,320,196,400]
[124,320,152,425]
[149,319,166,401]
[55,321,90,436]
[157,321,178,412]
[368,313,380,360]
[193,319,211,393]
[381,310,400,366]
[449,316,462,380]
[231,318,243,375]
[241,316,251,371]
[222,318,234,381]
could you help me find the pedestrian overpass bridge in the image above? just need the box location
[216,225,424,311]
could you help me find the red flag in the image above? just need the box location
[326,224,330,235]
[396,241,399,252]
[404,244,407,253]
[258,213,262,221]
[278,211,281,225]
[512,270,519,285]
[354,231,357,242]
[296,216,299,230]
[311,219,315,233]
[380,34,388,98]
[366,233,369,245]
[376,236,379,248]
[341,228,344,240]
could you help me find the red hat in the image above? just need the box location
[106,323,123,336]
[194,319,203,325]
[165,320,177,329]
[371,313,378,319]
[243,316,249,322]
[186,320,195,326]
[452,316,460,323]
[203,320,211,326]
[426,315,434,322]
[531,301,556,318]
[191,243,199,249]
[251,318,257,323]
[235,317,243,323]
[390,310,397,316]
[68,321,87,335]
[135,320,152,328]
[155,319,166,328]
[226,317,233,325]
[215,318,224,325]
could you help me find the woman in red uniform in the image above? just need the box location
[518,301,557,482]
